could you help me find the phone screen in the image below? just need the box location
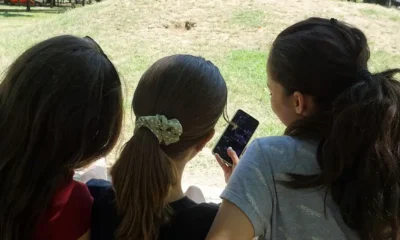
[213,109,259,165]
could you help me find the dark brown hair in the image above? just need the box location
[268,17,400,239]
[0,35,123,239]
[111,54,227,240]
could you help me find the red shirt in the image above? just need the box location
[34,177,93,240]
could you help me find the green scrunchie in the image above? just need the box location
[134,115,183,145]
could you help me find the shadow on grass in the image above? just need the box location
[0,4,70,14]
[0,9,68,14]
[0,11,32,16]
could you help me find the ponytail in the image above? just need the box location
[323,68,400,239]
[111,127,177,240]
[286,68,400,239]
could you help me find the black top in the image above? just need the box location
[87,179,219,240]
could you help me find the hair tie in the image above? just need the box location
[84,36,108,58]
[135,115,183,145]
[357,69,373,83]
[330,18,338,25]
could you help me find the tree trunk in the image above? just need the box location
[375,0,388,5]
[82,0,85,6]
[387,0,392,7]
[18,0,20,6]
[26,0,31,12]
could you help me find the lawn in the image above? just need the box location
[1,0,399,190]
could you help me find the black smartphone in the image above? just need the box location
[212,109,259,166]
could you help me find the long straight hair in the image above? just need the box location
[111,55,228,240]
[268,18,400,239]
[0,35,123,239]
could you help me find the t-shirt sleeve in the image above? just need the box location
[220,139,275,237]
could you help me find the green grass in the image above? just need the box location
[359,8,380,16]
[231,9,266,28]
[0,5,71,67]
[209,49,283,146]
[222,50,267,84]
[389,14,400,22]
[359,7,400,22]
[0,5,67,21]
[369,50,400,73]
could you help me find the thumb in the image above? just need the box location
[227,147,239,167]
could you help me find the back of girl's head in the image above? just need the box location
[269,17,400,239]
[268,17,372,114]
[111,54,227,240]
[0,35,123,239]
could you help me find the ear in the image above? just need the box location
[195,129,215,152]
[292,91,315,116]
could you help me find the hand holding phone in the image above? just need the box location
[212,109,259,166]
[215,147,239,183]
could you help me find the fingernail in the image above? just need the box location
[228,147,233,152]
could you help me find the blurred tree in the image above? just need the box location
[26,0,31,12]
[377,0,392,6]
[364,0,393,6]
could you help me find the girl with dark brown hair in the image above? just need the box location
[0,35,123,240]
[207,18,400,240]
[88,54,228,240]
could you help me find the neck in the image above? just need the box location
[166,161,186,203]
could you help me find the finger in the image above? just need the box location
[227,147,240,167]
[215,154,229,172]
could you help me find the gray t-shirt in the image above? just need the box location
[221,136,359,240]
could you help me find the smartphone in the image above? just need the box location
[212,109,259,166]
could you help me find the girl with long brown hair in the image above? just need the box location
[89,54,228,240]
[207,18,400,240]
[0,35,123,240]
